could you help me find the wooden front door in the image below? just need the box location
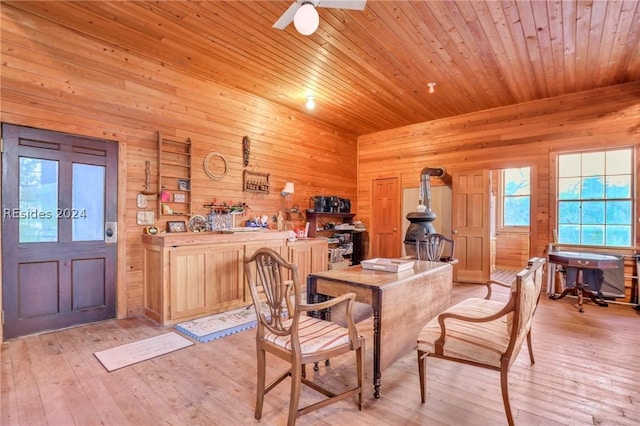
[371,177,401,259]
[451,169,491,283]
[1,124,118,339]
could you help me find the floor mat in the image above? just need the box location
[175,305,258,343]
[94,332,193,372]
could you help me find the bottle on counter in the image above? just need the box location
[277,211,284,231]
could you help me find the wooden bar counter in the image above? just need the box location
[142,231,327,325]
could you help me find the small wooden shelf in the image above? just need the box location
[158,132,192,217]
[243,170,269,193]
[306,212,355,238]
[306,212,363,266]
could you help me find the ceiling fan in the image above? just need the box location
[273,0,367,36]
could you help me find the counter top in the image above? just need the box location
[142,230,292,247]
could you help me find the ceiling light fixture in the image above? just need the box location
[293,3,319,36]
[305,95,315,110]
[427,82,436,94]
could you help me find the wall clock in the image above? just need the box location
[144,225,159,235]
[203,152,228,180]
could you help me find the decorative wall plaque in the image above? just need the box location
[243,136,251,167]
[203,152,228,180]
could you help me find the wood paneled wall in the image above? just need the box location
[358,81,640,262]
[1,4,639,337]
[0,8,358,326]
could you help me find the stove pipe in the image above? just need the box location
[404,166,446,258]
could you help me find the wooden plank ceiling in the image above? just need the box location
[7,0,640,135]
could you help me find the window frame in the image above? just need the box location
[497,167,531,234]
[551,145,636,249]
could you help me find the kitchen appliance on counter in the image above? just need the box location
[309,196,351,213]
[309,196,329,212]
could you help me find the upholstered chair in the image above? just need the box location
[416,257,545,426]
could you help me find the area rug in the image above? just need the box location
[175,305,259,343]
[94,332,194,372]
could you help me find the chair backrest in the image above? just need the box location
[506,257,545,366]
[415,233,455,262]
[244,247,299,337]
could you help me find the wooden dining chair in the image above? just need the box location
[243,247,365,426]
[416,257,545,426]
[414,232,456,262]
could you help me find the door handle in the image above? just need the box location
[105,221,117,243]
[452,230,458,234]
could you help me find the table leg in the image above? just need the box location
[372,308,381,398]
[547,263,557,296]
[576,269,584,312]
[577,286,584,312]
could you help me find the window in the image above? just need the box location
[502,167,530,227]
[557,148,633,247]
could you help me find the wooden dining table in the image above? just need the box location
[307,260,453,398]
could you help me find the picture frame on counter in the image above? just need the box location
[167,220,187,233]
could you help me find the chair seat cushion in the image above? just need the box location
[417,297,509,367]
[265,315,352,354]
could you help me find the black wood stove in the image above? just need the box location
[404,166,446,259]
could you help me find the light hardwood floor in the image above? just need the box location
[2,281,639,426]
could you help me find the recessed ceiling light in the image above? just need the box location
[427,82,436,94]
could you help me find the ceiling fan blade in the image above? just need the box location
[317,0,366,10]
[273,2,302,30]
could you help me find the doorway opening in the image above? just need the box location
[491,167,531,272]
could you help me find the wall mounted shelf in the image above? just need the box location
[158,131,192,218]
[243,170,269,193]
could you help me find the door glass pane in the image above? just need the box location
[18,157,58,243]
[72,164,105,241]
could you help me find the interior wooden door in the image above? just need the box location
[371,177,401,259]
[451,169,491,283]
